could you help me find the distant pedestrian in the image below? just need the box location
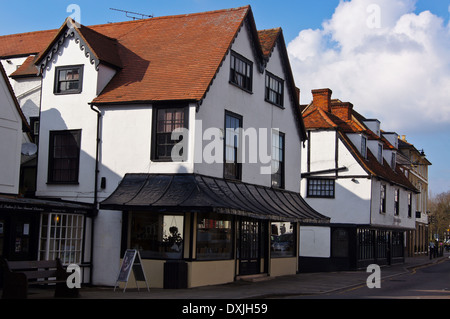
[429,241,435,259]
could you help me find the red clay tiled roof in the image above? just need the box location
[0,29,56,58]
[0,6,307,140]
[303,90,418,192]
[258,28,281,57]
[9,55,39,78]
[1,7,251,103]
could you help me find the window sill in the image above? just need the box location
[265,98,285,109]
[46,181,80,185]
[229,81,253,94]
[53,91,82,95]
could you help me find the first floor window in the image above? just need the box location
[224,112,242,180]
[307,179,335,198]
[130,213,184,259]
[196,213,233,260]
[394,189,400,215]
[271,131,285,188]
[39,213,84,264]
[271,222,295,257]
[48,130,81,184]
[152,107,188,161]
[380,184,386,213]
[408,193,412,218]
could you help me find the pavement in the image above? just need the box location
[18,252,449,300]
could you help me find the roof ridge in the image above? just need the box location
[0,6,251,39]
[0,28,56,39]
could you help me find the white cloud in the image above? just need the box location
[288,0,450,133]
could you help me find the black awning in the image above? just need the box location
[101,174,329,223]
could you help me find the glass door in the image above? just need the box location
[238,218,261,275]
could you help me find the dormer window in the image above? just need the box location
[54,65,83,94]
[391,152,396,169]
[377,144,383,163]
[361,136,367,159]
[230,51,252,92]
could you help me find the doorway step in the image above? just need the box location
[236,273,272,282]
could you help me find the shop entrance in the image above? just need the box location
[237,218,265,275]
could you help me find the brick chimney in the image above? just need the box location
[312,89,332,112]
[331,102,353,121]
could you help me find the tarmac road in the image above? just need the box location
[291,256,450,299]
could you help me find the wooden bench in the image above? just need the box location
[1,258,79,299]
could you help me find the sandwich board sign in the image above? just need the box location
[114,249,149,292]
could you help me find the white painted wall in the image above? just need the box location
[370,178,416,230]
[33,21,305,285]
[195,22,302,192]
[301,130,371,224]
[1,58,41,124]
[0,69,22,194]
[299,226,330,258]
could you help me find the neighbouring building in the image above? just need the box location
[299,89,418,271]
[397,136,431,257]
[0,62,91,280]
[0,6,328,288]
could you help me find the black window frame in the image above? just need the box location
[380,184,387,213]
[265,72,284,107]
[394,188,400,216]
[151,105,189,162]
[54,65,84,95]
[361,135,367,159]
[224,111,242,181]
[407,192,412,218]
[47,129,81,184]
[196,212,234,261]
[307,178,335,198]
[229,51,253,93]
[271,131,285,189]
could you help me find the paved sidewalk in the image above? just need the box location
[21,253,448,300]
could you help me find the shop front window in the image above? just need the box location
[197,213,233,260]
[130,213,184,260]
[270,222,295,257]
[39,213,84,264]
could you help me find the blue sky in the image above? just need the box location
[0,0,449,195]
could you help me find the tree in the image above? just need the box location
[428,191,450,242]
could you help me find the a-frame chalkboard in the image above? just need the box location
[114,249,150,292]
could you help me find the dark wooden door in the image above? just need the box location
[238,218,261,275]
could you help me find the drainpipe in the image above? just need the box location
[89,103,101,284]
